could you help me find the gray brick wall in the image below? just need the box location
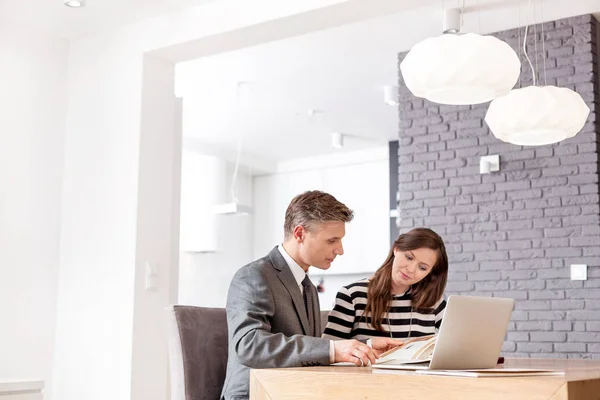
[397,14,600,359]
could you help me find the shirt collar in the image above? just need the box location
[277,244,307,287]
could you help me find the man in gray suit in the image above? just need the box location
[221,191,402,400]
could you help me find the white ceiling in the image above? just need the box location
[176,0,600,166]
[3,0,597,168]
[176,5,436,165]
[0,0,215,39]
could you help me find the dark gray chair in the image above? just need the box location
[166,305,330,400]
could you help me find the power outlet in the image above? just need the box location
[570,264,587,281]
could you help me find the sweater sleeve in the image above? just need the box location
[433,297,447,332]
[322,285,356,340]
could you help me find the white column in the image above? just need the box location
[130,55,181,400]
[53,41,144,400]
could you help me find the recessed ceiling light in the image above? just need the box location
[331,132,344,149]
[64,0,85,7]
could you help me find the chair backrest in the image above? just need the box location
[166,306,229,400]
[320,310,329,333]
[166,306,331,400]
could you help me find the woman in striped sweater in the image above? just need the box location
[323,227,448,345]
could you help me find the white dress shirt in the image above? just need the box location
[277,244,335,363]
[277,244,307,294]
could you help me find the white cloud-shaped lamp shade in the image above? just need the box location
[400,33,521,105]
[485,86,590,146]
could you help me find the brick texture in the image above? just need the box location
[397,14,600,359]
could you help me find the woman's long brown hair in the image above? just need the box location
[363,227,448,332]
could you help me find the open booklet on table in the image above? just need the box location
[373,335,563,377]
[331,335,436,367]
[375,334,437,365]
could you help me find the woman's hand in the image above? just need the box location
[370,337,404,357]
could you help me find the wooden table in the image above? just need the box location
[0,380,43,400]
[250,358,600,400]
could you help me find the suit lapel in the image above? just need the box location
[268,247,310,335]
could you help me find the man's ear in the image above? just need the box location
[292,225,306,243]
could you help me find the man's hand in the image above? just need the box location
[370,338,404,357]
[333,339,378,367]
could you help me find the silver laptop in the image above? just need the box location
[373,295,515,370]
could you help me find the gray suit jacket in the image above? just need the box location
[221,246,331,400]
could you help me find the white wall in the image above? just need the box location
[179,152,226,253]
[178,156,254,307]
[0,20,68,399]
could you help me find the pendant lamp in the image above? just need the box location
[485,1,590,146]
[400,8,521,105]
[485,86,590,146]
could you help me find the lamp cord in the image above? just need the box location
[540,0,547,86]
[477,0,481,34]
[230,82,246,203]
[523,0,536,86]
[518,0,522,88]
[533,0,539,85]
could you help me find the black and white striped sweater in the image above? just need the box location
[322,279,446,341]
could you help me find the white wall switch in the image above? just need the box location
[145,262,160,291]
[480,155,500,174]
[570,264,587,281]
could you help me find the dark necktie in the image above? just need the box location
[302,275,316,336]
